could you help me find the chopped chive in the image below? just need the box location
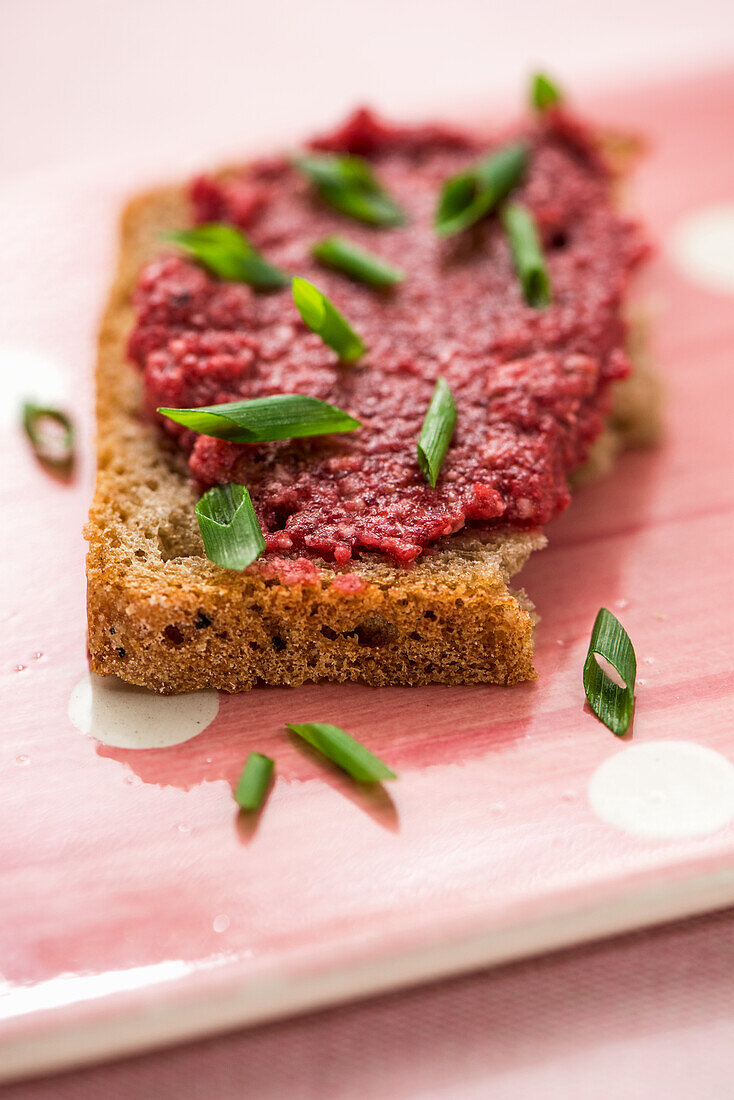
[583,608,637,736]
[295,153,405,227]
[286,722,396,783]
[434,172,476,235]
[158,393,360,442]
[434,142,528,237]
[22,402,75,470]
[321,187,404,227]
[531,72,563,111]
[296,153,375,191]
[312,236,405,288]
[417,377,457,488]
[500,202,552,308]
[292,277,366,362]
[234,752,274,811]
[162,223,289,289]
[195,483,265,570]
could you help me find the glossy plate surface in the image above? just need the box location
[1,71,734,1081]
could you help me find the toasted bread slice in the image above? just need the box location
[85,183,660,694]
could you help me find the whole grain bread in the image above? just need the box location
[85,184,660,694]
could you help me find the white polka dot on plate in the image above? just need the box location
[68,672,219,749]
[669,204,734,293]
[589,741,734,840]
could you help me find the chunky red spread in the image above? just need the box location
[129,108,647,565]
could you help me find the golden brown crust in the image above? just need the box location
[85,184,658,694]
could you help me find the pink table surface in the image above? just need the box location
[2,909,733,1100]
[3,1,734,1094]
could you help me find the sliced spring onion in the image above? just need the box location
[234,752,274,811]
[295,153,405,227]
[434,142,528,237]
[292,277,366,362]
[286,722,396,783]
[158,393,360,442]
[22,402,74,468]
[296,152,375,191]
[162,223,289,289]
[583,608,637,736]
[195,483,265,570]
[500,202,552,308]
[531,72,563,111]
[312,236,405,288]
[434,172,476,235]
[417,377,457,488]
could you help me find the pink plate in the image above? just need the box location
[2,70,734,1082]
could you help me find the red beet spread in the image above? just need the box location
[129,108,647,565]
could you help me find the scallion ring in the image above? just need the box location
[434,142,528,237]
[312,236,405,288]
[195,483,265,571]
[286,722,396,783]
[22,402,75,469]
[583,608,637,736]
[295,153,405,227]
[163,224,289,289]
[500,202,552,308]
[292,277,366,362]
[234,752,275,811]
[159,393,360,443]
[531,72,563,111]
[417,377,457,488]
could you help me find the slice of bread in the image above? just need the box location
[85,184,660,695]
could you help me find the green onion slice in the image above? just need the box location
[22,402,75,468]
[435,142,528,237]
[286,722,396,783]
[159,393,360,443]
[434,172,477,235]
[162,223,289,289]
[292,277,366,362]
[583,608,637,736]
[295,153,405,227]
[297,152,375,191]
[195,483,265,570]
[234,752,274,811]
[312,236,405,288]
[500,202,552,308]
[531,72,563,111]
[417,377,457,488]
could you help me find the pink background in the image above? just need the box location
[2,1,734,1096]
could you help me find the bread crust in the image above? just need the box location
[85,185,659,694]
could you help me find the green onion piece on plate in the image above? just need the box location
[158,393,360,443]
[434,142,528,237]
[583,608,637,736]
[292,277,366,362]
[312,236,405,288]
[531,72,563,111]
[234,752,275,811]
[195,483,265,570]
[22,402,75,469]
[295,153,405,227]
[286,723,397,783]
[162,223,289,289]
[417,377,457,488]
[500,202,552,308]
